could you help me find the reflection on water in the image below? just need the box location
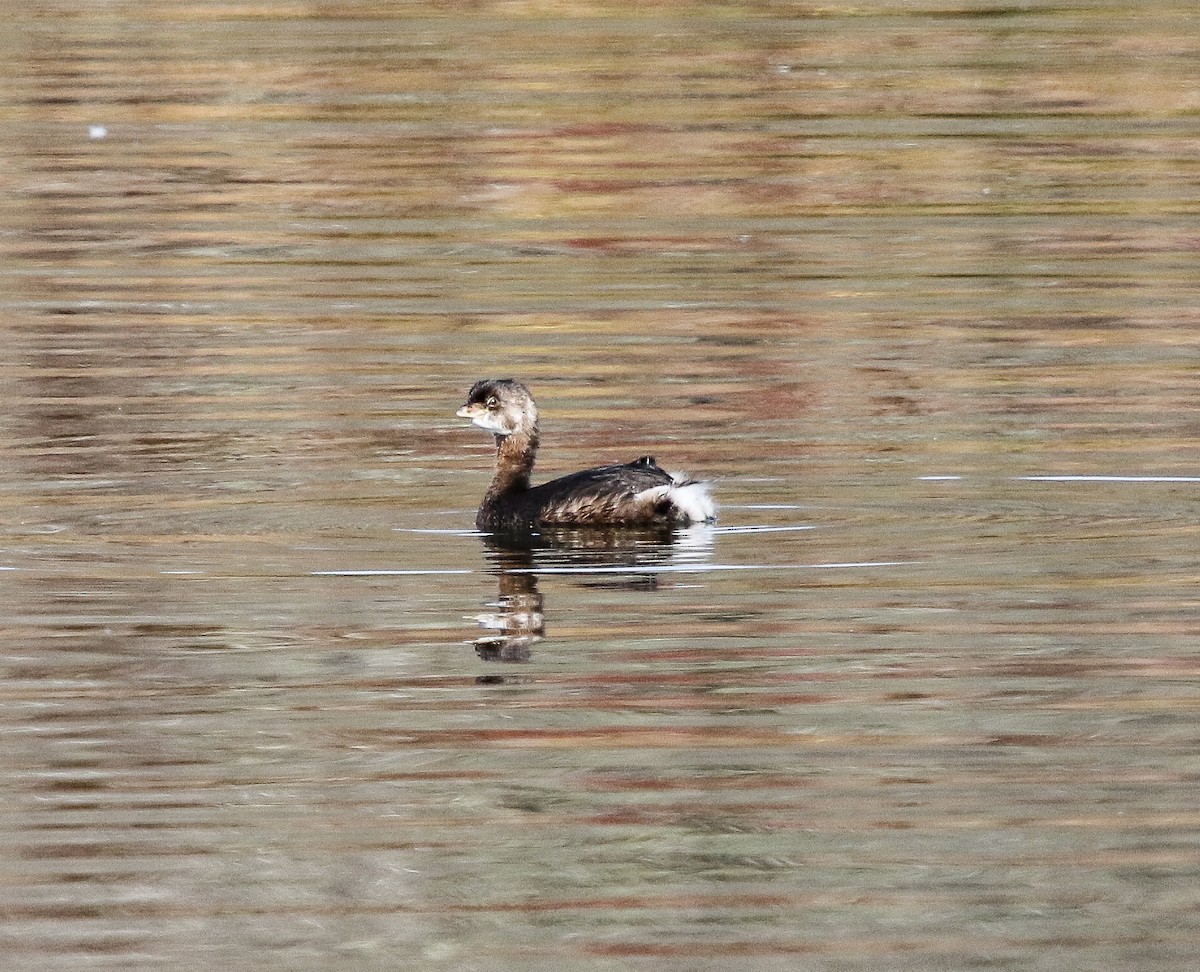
[473,541,546,665]
[472,527,716,665]
[3,0,1199,969]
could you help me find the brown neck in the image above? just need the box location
[487,429,538,497]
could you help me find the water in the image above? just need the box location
[2,1,1198,969]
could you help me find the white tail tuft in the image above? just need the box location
[637,473,717,524]
[668,477,718,524]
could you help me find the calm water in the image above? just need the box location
[2,1,1198,969]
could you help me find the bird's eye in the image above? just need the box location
[485,396,498,409]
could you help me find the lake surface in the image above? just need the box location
[2,1,1197,969]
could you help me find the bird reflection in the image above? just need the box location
[471,545,545,664]
[469,525,715,675]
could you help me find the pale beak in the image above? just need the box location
[456,405,472,418]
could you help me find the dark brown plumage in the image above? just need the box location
[456,379,716,533]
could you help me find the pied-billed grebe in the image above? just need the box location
[457,379,716,532]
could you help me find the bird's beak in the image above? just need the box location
[456,404,475,419]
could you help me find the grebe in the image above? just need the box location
[457,379,716,532]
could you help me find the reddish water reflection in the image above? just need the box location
[2,1,1198,969]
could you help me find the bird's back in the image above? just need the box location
[478,456,711,531]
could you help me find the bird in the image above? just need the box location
[456,379,716,533]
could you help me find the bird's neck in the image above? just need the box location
[488,428,538,496]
